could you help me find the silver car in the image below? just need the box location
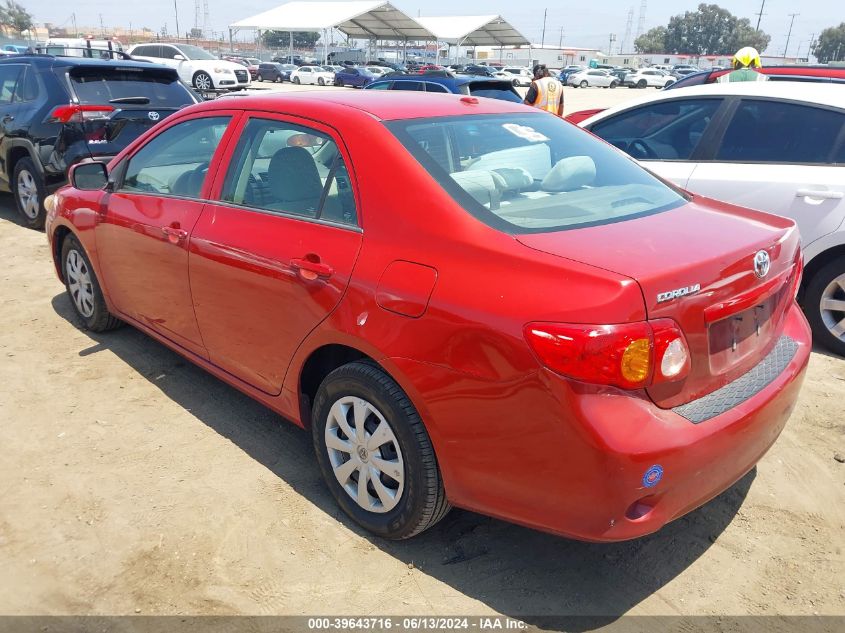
[567,69,619,89]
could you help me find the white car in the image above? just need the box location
[502,67,533,87]
[623,68,675,88]
[128,43,250,90]
[567,69,619,89]
[365,66,391,77]
[290,65,336,86]
[580,82,845,355]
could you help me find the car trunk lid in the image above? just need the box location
[516,196,801,408]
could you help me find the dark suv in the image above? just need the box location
[0,53,198,229]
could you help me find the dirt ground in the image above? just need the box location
[0,100,843,624]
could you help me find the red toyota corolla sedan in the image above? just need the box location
[45,91,810,542]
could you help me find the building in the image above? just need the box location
[606,52,806,69]
[471,43,603,68]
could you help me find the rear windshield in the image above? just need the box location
[69,68,196,107]
[386,113,686,234]
[465,82,522,103]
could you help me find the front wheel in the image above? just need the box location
[312,362,450,539]
[610,81,618,89]
[13,157,46,230]
[293,76,301,84]
[318,77,325,86]
[804,259,845,356]
[637,79,647,89]
[256,74,264,82]
[193,72,213,90]
[60,234,122,332]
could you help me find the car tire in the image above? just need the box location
[192,72,213,90]
[293,76,300,84]
[318,77,325,86]
[580,80,588,88]
[256,74,263,82]
[60,233,122,332]
[637,79,647,89]
[312,361,451,540]
[610,81,618,89]
[803,259,845,356]
[13,157,47,230]
[512,78,520,87]
[664,80,675,87]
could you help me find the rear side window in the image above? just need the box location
[716,99,845,164]
[367,81,391,90]
[221,118,357,226]
[69,67,195,107]
[120,116,230,197]
[424,83,449,93]
[0,64,22,104]
[393,81,422,91]
[589,98,723,160]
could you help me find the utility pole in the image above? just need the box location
[174,0,180,39]
[755,0,766,31]
[71,12,77,37]
[559,27,564,49]
[784,13,799,58]
[541,8,547,48]
[99,14,105,37]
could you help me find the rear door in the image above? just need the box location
[97,113,237,357]
[189,113,362,395]
[686,98,845,248]
[64,64,198,157]
[586,96,728,188]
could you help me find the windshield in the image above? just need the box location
[175,44,216,60]
[386,113,686,233]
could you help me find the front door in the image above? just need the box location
[190,114,362,394]
[96,113,236,357]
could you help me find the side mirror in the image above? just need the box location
[173,54,185,61]
[69,161,108,191]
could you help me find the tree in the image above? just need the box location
[812,23,845,63]
[634,26,667,53]
[262,30,320,50]
[647,3,771,55]
[0,1,34,36]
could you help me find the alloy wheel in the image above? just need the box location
[324,396,405,514]
[194,73,212,90]
[16,169,39,220]
[65,248,95,318]
[820,272,845,344]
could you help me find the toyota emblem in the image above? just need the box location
[753,250,770,279]
[148,111,160,121]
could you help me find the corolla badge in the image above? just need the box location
[753,250,770,279]
[657,283,701,304]
[148,111,160,121]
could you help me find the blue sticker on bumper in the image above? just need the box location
[643,465,663,488]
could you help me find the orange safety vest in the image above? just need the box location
[532,77,564,115]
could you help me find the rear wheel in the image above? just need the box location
[637,79,647,88]
[318,77,325,86]
[580,80,588,88]
[256,74,264,82]
[293,76,301,84]
[193,72,213,90]
[312,362,450,539]
[13,157,46,230]
[804,259,845,356]
[60,234,122,332]
[610,80,618,89]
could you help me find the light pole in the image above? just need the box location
[541,8,547,48]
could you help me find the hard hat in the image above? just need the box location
[733,47,762,69]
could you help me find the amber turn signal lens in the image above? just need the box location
[621,338,651,384]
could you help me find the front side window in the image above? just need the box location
[387,113,685,233]
[221,118,357,226]
[715,99,845,164]
[393,81,422,91]
[368,81,391,90]
[120,116,230,197]
[589,98,723,160]
[425,83,449,93]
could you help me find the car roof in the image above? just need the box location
[0,55,175,71]
[189,90,526,121]
[581,81,845,126]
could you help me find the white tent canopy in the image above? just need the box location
[413,15,530,46]
[230,1,434,40]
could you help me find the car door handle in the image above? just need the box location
[161,226,188,243]
[290,257,333,279]
[796,189,844,200]
[2,114,13,123]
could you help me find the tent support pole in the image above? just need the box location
[289,31,293,64]
[257,29,262,59]
[228,28,233,54]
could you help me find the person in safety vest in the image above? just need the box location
[524,64,564,116]
[717,47,769,83]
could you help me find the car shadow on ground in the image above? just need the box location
[47,287,754,628]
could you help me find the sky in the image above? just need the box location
[20,0,838,57]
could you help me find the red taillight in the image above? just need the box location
[49,104,114,123]
[524,319,690,390]
[791,250,804,299]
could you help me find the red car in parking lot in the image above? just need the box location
[45,91,809,541]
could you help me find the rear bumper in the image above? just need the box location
[393,302,810,541]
